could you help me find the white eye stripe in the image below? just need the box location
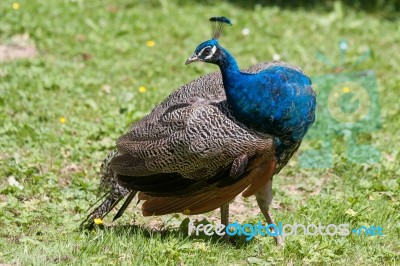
[199,46,217,59]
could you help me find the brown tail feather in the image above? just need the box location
[138,192,152,200]
[242,160,275,197]
[141,177,249,216]
[141,159,276,216]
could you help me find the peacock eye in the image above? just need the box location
[202,47,212,56]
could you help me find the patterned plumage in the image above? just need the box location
[83,17,316,244]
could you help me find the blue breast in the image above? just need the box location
[223,65,316,145]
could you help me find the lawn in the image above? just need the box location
[0,0,399,265]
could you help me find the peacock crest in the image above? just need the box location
[209,16,232,40]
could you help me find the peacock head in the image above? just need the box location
[185,17,232,66]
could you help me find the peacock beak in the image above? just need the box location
[185,53,199,65]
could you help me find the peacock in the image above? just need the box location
[82,17,316,245]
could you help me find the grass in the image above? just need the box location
[0,0,399,265]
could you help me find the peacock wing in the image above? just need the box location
[109,61,299,201]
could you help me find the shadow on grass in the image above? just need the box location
[85,223,264,248]
[165,0,400,16]
[227,0,399,13]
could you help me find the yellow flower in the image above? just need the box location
[94,218,103,225]
[59,117,66,124]
[12,2,20,10]
[342,87,351,93]
[146,40,155,47]
[182,209,190,215]
[138,86,147,93]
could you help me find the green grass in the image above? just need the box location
[0,0,399,265]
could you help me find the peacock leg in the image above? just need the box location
[220,204,229,242]
[255,180,283,245]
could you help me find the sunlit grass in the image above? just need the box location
[0,0,399,265]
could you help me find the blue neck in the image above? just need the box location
[216,47,239,72]
[217,48,277,134]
